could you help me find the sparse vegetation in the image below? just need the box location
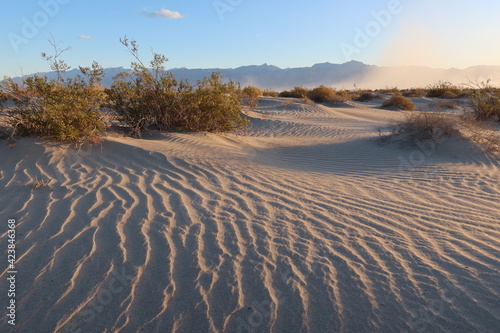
[384,106,499,154]
[376,87,401,95]
[381,95,415,111]
[355,91,379,102]
[262,89,279,97]
[279,86,309,98]
[402,88,426,98]
[467,80,500,121]
[389,112,457,142]
[426,81,463,99]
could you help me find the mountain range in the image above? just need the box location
[9,61,500,90]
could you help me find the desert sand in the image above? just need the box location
[1,97,499,332]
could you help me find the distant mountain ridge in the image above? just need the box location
[8,61,500,90]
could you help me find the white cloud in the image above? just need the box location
[144,8,183,19]
[78,35,95,40]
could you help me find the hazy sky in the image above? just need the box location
[2,0,500,77]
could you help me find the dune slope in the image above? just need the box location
[1,97,499,332]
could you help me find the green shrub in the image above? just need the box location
[262,89,278,97]
[426,81,463,98]
[3,60,105,144]
[181,73,248,131]
[307,85,336,103]
[382,95,415,111]
[106,38,247,135]
[242,86,262,97]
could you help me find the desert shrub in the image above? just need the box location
[180,73,248,131]
[389,112,457,142]
[426,81,463,98]
[402,88,426,98]
[376,87,401,95]
[263,89,278,97]
[105,38,182,135]
[242,85,262,97]
[355,91,379,102]
[469,90,500,121]
[278,90,291,98]
[279,86,309,98]
[2,43,106,145]
[106,38,247,135]
[328,92,351,105]
[382,95,415,111]
[307,85,336,103]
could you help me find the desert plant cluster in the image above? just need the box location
[1,41,499,152]
[1,38,248,145]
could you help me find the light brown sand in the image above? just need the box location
[1,97,499,332]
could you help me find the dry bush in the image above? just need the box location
[458,117,500,154]
[279,86,309,98]
[386,109,499,155]
[355,91,379,102]
[426,81,463,98]
[327,95,349,105]
[382,95,415,111]
[263,89,279,97]
[307,85,336,103]
[389,112,457,142]
[402,88,426,98]
[467,80,500,121]
[376,87,401,95]
[242,86,263,98]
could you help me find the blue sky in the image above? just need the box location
[2,0,500,78]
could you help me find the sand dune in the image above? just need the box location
[1,97,499,332]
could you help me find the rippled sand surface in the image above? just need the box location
[1,97,499,332]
